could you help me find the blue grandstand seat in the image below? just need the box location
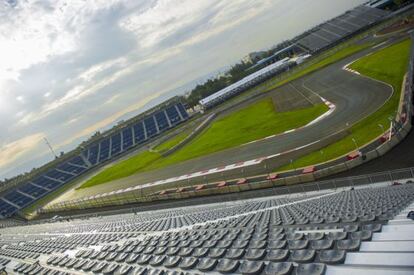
[46,169,73,182]
[18,184,47,198]
[31,176,61,190]
[144,117,158,138]
[0,199,18,217]
[176,103,189,119]
[122,128,134,150]
[87,144,99,165]
[69,156,87,167]
[166,106,181,125]
[154,111,170,131]
[110,133,122,156]
[3,191,33,208]
[98,139,110,162]
[133,122,146,144]
[56,162,85,175]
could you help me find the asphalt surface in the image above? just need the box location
[60,40,396,201]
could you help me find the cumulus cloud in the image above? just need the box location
[0,0,366,179]
[0,133,45,169]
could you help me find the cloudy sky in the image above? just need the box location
[0,0,366,180]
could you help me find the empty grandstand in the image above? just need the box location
[0,179,413,274]
[199,58,296,109]
[296,6,389,53]
[0,102,189,218]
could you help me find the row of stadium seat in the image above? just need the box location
[297,6,389,52]
[0,183,412,274]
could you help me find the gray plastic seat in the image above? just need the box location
[82,260,96,271]
[164,256,181,268]
[132,266,148,275]
[125,253,140,264]
[91,261,107,273]
[359,213,375,222]
[341,215,357,223]
[197,257,218,272]
[114,265,132,275]
[217,240,233,248]
[310,239,333,250]
[189,240,204,248]
[204,240,218,248]
[306,233,324,241]
[146,268,164,275]
[134,246,145,253]
[239,260,265,275]
[150,255,166,266]
[288,240,308,250]
[166,247,180,256]
[179,257,198,270]
[144,246,156,254]
[268,240,287,249]
[226,248,245,259]
[215,259,239,274]
[263,262,293,275]
[328,232,347,240]
[154,247,167,255]
[296,263,326,275]
[336,239,361,251]
[245,249,266,260]
[115,253,128,263]
[105,252,117,261]
[209,248,226,258]
[249,240,267,249]
[178,247,194,257]
[73,259,87,270]
[319,250,346,264]
[232,240,249,249]
[266,249,289,262]
[65,258,79,268]
[291,249,316,263]
[102,263,119,275]
[342,225,358,232]
[136,254,152,265]
[286,233,303,240]
[269,233,286,240]
[362,224,382,232]
[193,248,209,257]
[351,231,372,241]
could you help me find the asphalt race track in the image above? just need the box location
[63,41,396,200]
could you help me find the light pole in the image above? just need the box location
[351,137,359,151]
[320,149,325,163]
[378,123,384,134]
[290,159,296,173]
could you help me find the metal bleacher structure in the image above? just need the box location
[0,180,413,274]
[296,6,389,53]
[0,103,190,219]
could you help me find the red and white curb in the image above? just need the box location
[343,62,360,75]
[82,138,324,201]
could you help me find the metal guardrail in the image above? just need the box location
[40,166,414,215]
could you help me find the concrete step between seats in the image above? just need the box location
[326,264,414,275]
[345,252,414,267]
[382,224,414,233]
[384,218,413,225]
[373,231,414,241]
[360,241,414,252]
